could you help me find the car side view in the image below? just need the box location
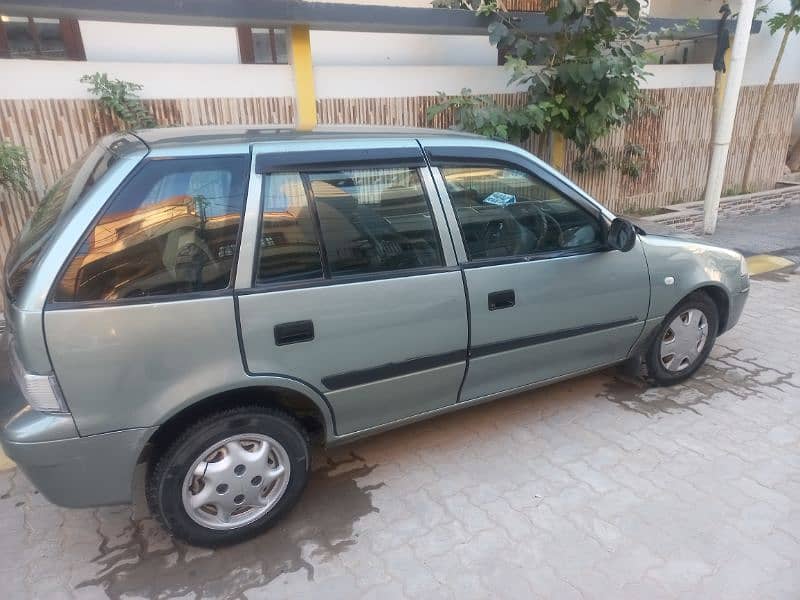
[1,126,749,546]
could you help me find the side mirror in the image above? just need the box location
[606,218,637,252]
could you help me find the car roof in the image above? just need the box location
[130,124,483,151]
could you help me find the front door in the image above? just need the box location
[428,146,650,402]
[236,142,468,435]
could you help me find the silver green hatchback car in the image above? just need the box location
[1,126,749,546]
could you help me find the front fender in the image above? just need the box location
[640,235,745,320]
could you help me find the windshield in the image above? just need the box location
[4,142,120,301]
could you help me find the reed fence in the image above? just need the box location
[1,83,797,269]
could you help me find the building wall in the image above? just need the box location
[77,20,498,67]
[649,0,721,19]
[0,60,294,99]
[0,57,777,102]
[309,31,497,65]
[80,21,241,64]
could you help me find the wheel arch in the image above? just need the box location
[687,283,730,334]
[136,380,335,470]
[626,281,730,369]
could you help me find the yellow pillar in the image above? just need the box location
[289,25,317,131]
[711,39,733,143]
[551,131,566,171]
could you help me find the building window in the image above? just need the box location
[237,26,289,65]
[0,16,85,60]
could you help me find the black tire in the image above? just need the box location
[146,406,310,547]
[645,291,719,386]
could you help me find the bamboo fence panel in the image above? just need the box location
[0,96,294,267]
[0,84,796,267]
[317,84,797,213]
[503,0,557,11]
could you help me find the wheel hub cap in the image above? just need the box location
[659,308,709,373]
[181,433,291,530]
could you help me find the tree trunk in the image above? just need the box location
[788,139,800,172]
[741,10,795,192]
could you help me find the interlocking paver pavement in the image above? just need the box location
[703,204,800,262]
[1,271,799,599]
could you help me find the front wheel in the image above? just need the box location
[645,292,719,386]
[146,406,310,547]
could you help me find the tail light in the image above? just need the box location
[8,341,69,413]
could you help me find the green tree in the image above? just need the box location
[428,0,694,174]
[80,72,157,130]
[741,0,800,191]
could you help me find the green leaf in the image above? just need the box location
[591,59,608,78]
[624,0,641,20]
[514,38,534,58]
[580,63,596,84]
[426,103,449,119]
[488,22,509,46]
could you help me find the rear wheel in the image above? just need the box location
[645,292,719,386]
[146,406,310,547]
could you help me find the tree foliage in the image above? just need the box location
[0,141,31,193]
[767,3,800,36]
[81,72,157,130]
[742,0,800,190]
[428,0,695,174]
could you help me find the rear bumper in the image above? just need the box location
[1,411,155,508]
[1,337,156,508]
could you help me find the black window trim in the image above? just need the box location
[238,265,462,297]
[45,153,252,309]
[250,160,449,291]
[426,146,610,267]
[255,147,426,174]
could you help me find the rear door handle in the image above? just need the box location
[488,289,515,311]
[274,320,315,346]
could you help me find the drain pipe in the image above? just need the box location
[702,0,758,235]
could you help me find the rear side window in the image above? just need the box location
[255,167,443,283]
[53,155,249,302]
[6,144,102,301]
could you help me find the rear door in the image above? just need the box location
[235,140,468,436]
[425,141,651,402]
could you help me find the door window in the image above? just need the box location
[256,173,324,283]
[53,155,248,302]
[256,167,444,283]
[308,167,443,277]
[440,166,602,261]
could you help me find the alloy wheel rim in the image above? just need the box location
[659,308,709,373]
[181,433,291,531]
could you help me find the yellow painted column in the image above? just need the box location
[551,131,566,171]
[289,25,317,131]
[711,39,733,142]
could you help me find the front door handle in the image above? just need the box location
[488,289,515,311]
[274,320,315,346]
